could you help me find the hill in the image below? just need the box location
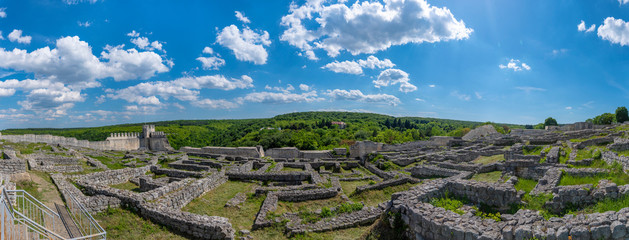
[0,111,524,150]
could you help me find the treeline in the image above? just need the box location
[1,111,524,150]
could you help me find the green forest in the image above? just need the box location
[1,112,524,150]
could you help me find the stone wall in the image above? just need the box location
[349,141,383,159]
[602,150,629,171]
[75,166,150,186]
[226,171,311,182]
[180,146,263,158]
[0,150,26,174]
[50,173,121,213]
[355,177,413,194]
[150,165,206,178]
[275,188,338,202]
[0,134,141,151]
[265,147,333,159]
[445,179,521,210]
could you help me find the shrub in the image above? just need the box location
[593,150,602,160]
[320,207,333,218]
[336,203,363,214]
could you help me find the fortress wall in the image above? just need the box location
[0,134,140,151]
[299,150,333,159]
[266,147,300,159]
[148,137,172,151]
[180,146,262,158]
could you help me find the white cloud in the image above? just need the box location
[8,29,31,44]
[127,31,164,51]
[499,59,531,71]
[374,69,417,93]
[0,36,170,90]
[265,84,295,93]
[194,98,240,109]
[325,89,400,106]
[109,75,253,106]
[565,106,572,110]
[280,0,472,58]
[78,21,92,27]
[240,91,321,104]
[299,84,311,91]
[197,46,225,70]
[428,84,436,88]
[620,0,629,5]
[127,30,140,37]
[597,17,629,46]
[323,60,363,74]
[63,0,99,4]
[0,88,15,97]
[323,55,395,75]
[515,86,546,93]
[415,98,425,102]
[475,92,482,99]
[577,20,596,33]
[235,11,251,24]
[450,91,470,101]
[216,25,271,65]
[0,8,6,18]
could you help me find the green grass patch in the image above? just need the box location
[569,135,605,143]
[15,180,44,200]
[522,146,544,156]
[182,181,261,232]
[340,180,372,195]
[110,181,141,193]
[350,183,417,207]
[430,192,464,215]
[571,194,629,214]
[472,154,505,165]
[514,178,537,193]
[575,146,606,161]
[614,149,629,157]
[470,171,505,183]
[266,161,277,172]
[379,161,401,171]
[275,195,346,216]
[559,147,572,164]
[95,207,187,240]
[560,163,629,187]
[89,155,126,169]
[281,166,303,172]
[511,193,556,219]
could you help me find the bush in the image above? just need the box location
[616,106,629,123]
[320,207,333,218]
[336,202,363,214]
[593,150,602,160]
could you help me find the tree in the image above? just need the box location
[544,117,558,126]
[616,106,629,123]
[593,113,615,125]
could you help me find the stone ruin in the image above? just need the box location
[5,123,629,239]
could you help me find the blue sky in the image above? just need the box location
[0,0,629,129]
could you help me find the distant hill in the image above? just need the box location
[0,111,523,150]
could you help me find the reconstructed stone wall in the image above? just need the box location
[445,179,521,210]
[275,188,337,202]
[349,141,383,159]
[265,147,333,159]
[51,173,121,213]
[602,150,629,171]
[150,165,206,178]
[180,146,262,158]
[355,177,413,194]
[75,166,150,186]
[0,134,140,151]
[226,171,311,182]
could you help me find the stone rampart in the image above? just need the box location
[0,150,26,174]
[445,179,520,210]
[275,188,338,202]
[226,171,311,182]
[180,146,262,158]
[0,134,140,151]
[75,166,150,186]
[150,165,206,178]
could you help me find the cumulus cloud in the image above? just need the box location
[265,84,295,93]
[323,60,363,74]
[577,20,596,33]
[240,91,321,104]
[0,36,170,89]
[299,84,311,91]
[499,59,531,71]
[235,11,250,24]
[325,89,400,106]
[127,31,164,51]
[0,78,85,118]
[280,0,472,58]
[373,69,417,93]
[0,8,6,18]
[8,29,31,44]
[217,25,271,65]
[597,17,629,46]
[109,75,252,106]
[197,47,225,70]
[0,88,15,97]
[323,55,395,75]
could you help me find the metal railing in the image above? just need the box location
[0,184,106,240]
[64,190,106,240]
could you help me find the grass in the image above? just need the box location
[266,161,277,172]
[94,207,188,240]
[157,157,177,169]
[15,180,44,200]
[514,178,537,193]
[559,162,629,187]
[571,159,610,169]
[250,222,376,240]
[575,146,606,161]
[182,181,261,232]
[340,180,372,195]
[350,183,417,207]
[430,192,464,214]
[110,181,141,192]
[275,195,347,216]
[470,171,505,183]
[559,147,572,164]
[569,135,605,143]
[522,146,544,156]
[281,166,303,172]
[570,194,629,214]
[512,193,556,219]
[472,154,505,165]
[614,149,629,157]
[89,155,127,169]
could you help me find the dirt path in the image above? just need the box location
[29,172,64,210]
